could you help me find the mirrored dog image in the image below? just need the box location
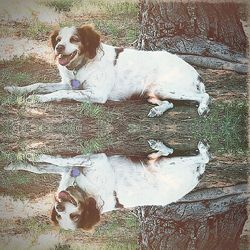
[5,141,210,231]
[5,25,210,117]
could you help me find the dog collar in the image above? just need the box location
[70,67,82,89]
[66,57,87,71]
[70,167,81,177]
[67,58,87,90]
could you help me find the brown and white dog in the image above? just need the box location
[5,141,209,231]
[5,25,210,117]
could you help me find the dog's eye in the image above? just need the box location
[70,214,80,222]
[70,36,80,43]
[56,37,61,42]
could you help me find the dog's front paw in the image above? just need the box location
[4,163,18,171]
[4,86,28,95]
[4,86,17,93]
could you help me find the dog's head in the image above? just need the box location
[50,25,100,69]
[51,186,100,231]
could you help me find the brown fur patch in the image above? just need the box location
[51,206,59,225]
[51,196,100,230]
[77,25,101,59]
[77,197,101,230]
[50,29,59,49]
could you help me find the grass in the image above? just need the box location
[80,102,104,119]
[0,64,32,88]
[53,242,138,250]
[53,244,71,250]
[25,18,52,40]
[0,67,30,106]
[192,100,248,155]
[0,57,43,91]
[0,25,13,37]
[41,0,138,18]
[0,19,51,40]
[0,150,26,163]
[0,93,29,107]
[0,92,51,112]
[95,20,121,38]
[0,120,15,137]
[0,57,56,107]
[95,211,138,248]
[0,164,46,199]
[53,120,83,134]
[68,0,138,17]
[43,0,76,12]
[0,148,40,163]
[22,216,52,237]
[125,28,138,44]
[93,19,138,45]
[95,211,138,237]
[80,136,111,154]
[104,0,138,16]
[0,171,32,185]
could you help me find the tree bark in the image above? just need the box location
[136,184,248,250]
[137,1,248,73]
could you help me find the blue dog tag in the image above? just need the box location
[70,79,81,90]
[70,167,81,177]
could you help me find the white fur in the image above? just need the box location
[4,26,210,116]
[5,142,209,230]
[57,27,78,55]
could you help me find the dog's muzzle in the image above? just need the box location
[57,51,78,66]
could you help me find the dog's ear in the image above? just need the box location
[77,25,100,59]
[77,197,100,231]
[50,29,59,49]
[51,206,59,225]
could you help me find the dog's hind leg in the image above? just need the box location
[147,95,174,118]
[197,141,210,164]
[197,93,210,116]
[159,92,210,116]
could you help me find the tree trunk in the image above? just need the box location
[136,184,248,250]
[137,1,248,73]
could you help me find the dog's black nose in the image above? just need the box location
[56,45,65,53]
[56,203,65,212]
